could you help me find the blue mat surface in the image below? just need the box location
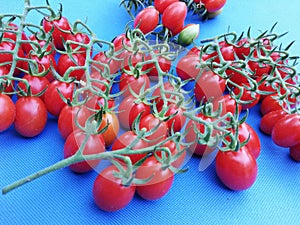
[1,0,300,224]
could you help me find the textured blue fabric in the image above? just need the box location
[1,0,300,224]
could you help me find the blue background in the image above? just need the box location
[1,0,300,224]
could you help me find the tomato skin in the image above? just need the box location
[119,72,150,97]
[44,80,75,117]
[176,55,200,80]
[0,93,16,132]
[98,112,120,148]
[57,53,86,81]
[58,105,91,139]
[135,156,174,200]
[272,114,300,148]
[260,94,283,115]
[134,7,159,34]
[111,130,148,164]
[289,143,300,162]
[154,0,179,14]
[93,165,136,212]
[260,109,287,135]
[162,2,187,36]
[14,96,48,137]
[64,129,105,173]
[203,0,227,13]
[42,16,71,50]
[215,146,257,191]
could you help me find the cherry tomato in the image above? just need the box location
[27,33,56,56]
[17,74,50,101]
[289,143,300,162]
[93,165,136,212]
[147,52,171,81]
[57,53,86,80]
[98,112,120,148]
[154,0,179,14]
[63,129,105,173]
[111,130,148,164]
[176,55,200,80]
[0,66,14,93]
[119,72,150,97]
[44,80,75,117]
[134,7,159,34]
[135,156,174,200]
[202,0,227,13]
[0,93,16,132]
[215,146,257,191]
[232,83,260,110]
[65,32,91,57]
[272,114,300,148]
[58,105,91,139]
[91,51,120,75]
[234,37,251,59]
[42,15,71,50]
[162,2,187,36]
[14,96,48,137]
[2,23,29,53]
[212,94,242,117]
[260,94,283,115]
[260,109,287,135]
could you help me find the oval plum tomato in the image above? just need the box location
[14,96,48,137]
[22,52,58,82]
[154,0,179,14]
[289,143,300,162]
[63,129,105,173]
[0,66,14,93]
[17,74,50,101]
[260,109,287,135]
[111,130,148,164]
[215,146,257,191]
[260,94,283,115]
[176,55,200,81]
[93,165,136,212]
[57,53,85,80]
[194,69,226,103]
[162,2,187,36]
[44,80,75,117]
[0,93,16,132]
[118,95,151,130]
[185,114,217,156]
[135,156,174,200]
[98,112,120,148]
[91,51,120,75]
[272,114,300,148]
[202,0,227,13]
[42,15,71,50]
[232,83,260,110]
[134,6,159,34]
[58,105,91,139]
[119,72,150,97]
[139,114,168,145]
[65,32,91,57]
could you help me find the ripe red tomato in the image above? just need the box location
[212,94,242,117]
[0,93,16,132]
[111,130,148,164]
[289,143,300,162]
[215,146,257,191]
[162,2,187,36]
[17,74,50,101]
[119,72,150,97]
[147,52,171,81]
[44,80,75,117]
[42,16,71,50]
[260,94,283,115]
[202,0,227,13]
[272,114,300,148]
[57,53,86,80]
[134,6,159,34]
[93,165,136,212]
[2,23,29,53]
[234,37,251,59]
[135,156,174,200]
[176,55,200,80]
[154,0,179,14]
[65,32,91,57]
[58,105,91,139]
[14,96,48,137]
[91,51,121,75]
[27,33,56,56]
[98,112,120,148]
[260,109,287,135]
[63,129,105,173]
[0,66,14,93]
[232,83,260,110]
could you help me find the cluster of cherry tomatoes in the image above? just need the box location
[1,0,299,214]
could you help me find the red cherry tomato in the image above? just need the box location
[111,130,148,164]
[63,129,105,173]
[272,114,300,148]
[91,51,121,75]
[212,94,242,117]
[27,33,56,56]
[57,53,86,80]
[0,93,16,132]
[202,0,227,13]
[135,156,174,200]
[147,52,171,81]
[119,72,151,97]
[232,83,260,110]
[154,0,179,14]
[134,6,159,34]
[98,112,120,148]
[260,94,283,115]
[65,32,91,57]
[162,2,187,36]
[0,66,14,93]
[289,143,300,162]
[215,146,257,191]
[260,109,287,135]
[14,96,48,137]
[42,16,71,50]
[176,55,200,80]
[93,165,136,212]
